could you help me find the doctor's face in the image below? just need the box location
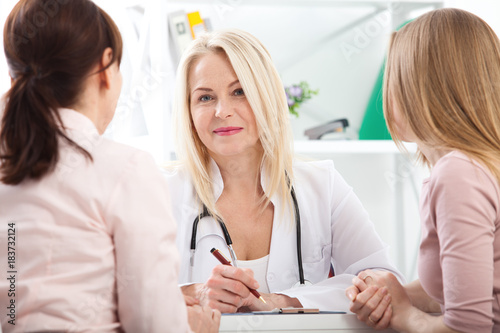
[188,51,261,160]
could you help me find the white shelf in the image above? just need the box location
[294,140,417,155]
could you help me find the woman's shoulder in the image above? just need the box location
[161,161,189,177]
[432,151,493,181]
[161,161,187,175]
[293,158,335,171]
[292,158,339,192]
[430,151,499,194]
[292,158,336,177]
[160,161,193,189]
[93,139,157,172]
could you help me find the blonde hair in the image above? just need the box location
[171,29,294,219]
[384,8,500,182]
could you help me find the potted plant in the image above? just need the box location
[285,81,319,117]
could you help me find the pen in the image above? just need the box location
[210,247,267,304]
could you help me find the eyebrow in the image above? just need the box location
[192,87,212,94]
[228,79,240,88]
[191,79,240,94]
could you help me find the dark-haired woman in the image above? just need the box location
[0,0,219,332]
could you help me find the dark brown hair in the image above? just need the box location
[1,0,123,185]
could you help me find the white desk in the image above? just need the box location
[220,313,396,332]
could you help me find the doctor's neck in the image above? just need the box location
[212,148,263,191]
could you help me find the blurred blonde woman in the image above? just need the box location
[164,28,403,313]
[346,8,500,332]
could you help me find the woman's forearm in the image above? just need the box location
[394,307,460,333]
[405,280,441,313]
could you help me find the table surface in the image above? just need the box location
[220,313,397,332]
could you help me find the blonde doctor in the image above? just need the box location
[163,29,403,313]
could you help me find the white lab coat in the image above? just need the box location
[163,158,404,311]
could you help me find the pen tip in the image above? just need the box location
[259,296,267,304]
[210,248,216,253]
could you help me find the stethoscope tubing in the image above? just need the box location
[290,186,305,285]
[190,186,305,285]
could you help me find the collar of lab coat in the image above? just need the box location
[208,157,275,204]
[209,158,224,201]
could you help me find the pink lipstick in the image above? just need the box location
[213,127,243,136]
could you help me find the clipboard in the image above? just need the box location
[245,308,345,315]
[280,308,320,313]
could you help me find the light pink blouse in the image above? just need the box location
[0,109,190,332]
[419,151,500,332]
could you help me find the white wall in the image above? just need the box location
[444,0,500,33]
[161,1,394,140]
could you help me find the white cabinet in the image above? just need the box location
[294,140,426,280]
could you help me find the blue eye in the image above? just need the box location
[234,88,245,96]
[199,95,213,102]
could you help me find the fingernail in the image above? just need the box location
[254,281,259,289]
[380,287,388,295]
[347,291,355,300]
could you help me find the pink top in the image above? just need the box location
[0,109,190,332]
[419,151,500,332]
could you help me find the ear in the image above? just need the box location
[100,47,114,90]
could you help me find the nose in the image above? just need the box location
[215,97,234,119]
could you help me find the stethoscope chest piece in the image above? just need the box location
[293,280,313,288]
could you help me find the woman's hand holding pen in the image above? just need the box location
[197,264,267,313]
[182,247,301,313]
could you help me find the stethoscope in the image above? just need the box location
[189,185,307,286]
